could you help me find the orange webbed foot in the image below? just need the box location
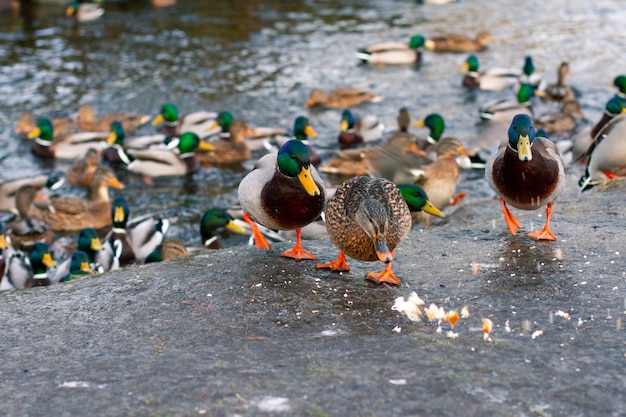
[281,228,315,261]
[366,262,400,285]
[527,204,557,241]
[500,198,520,235]
[243,213,271,250]
[316,251,350,272]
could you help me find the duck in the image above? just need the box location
[407,138,473,225]
[144,239,188,263]
[0,243,32,290]
[27,165,124,233]
[534,99,584,136]
[27,118,109,160]
[461,54,521,91]
[0,172,65,214]
[427,31,493,53]
[54,228,106,280]
[65,1,104,22]
[355,35,428,65]
[613,75,626,98]
[303,87,382,109]
[102,196,136,267]
[338,109,384,149]
[76,104,150,135]
[396,184,446,221]
[152,103,218,139]
[29,242,56,287]
[5,184,55,251]
[125,212,170,264]
[541,62,577,102]
[124,132,215,177]
[15,112,75,140]
[57,251,93,283]
[195,120,253,167]
[485,114,565,240]
[103,121,169,165]
[264,116,322,165]
[200,208,247,249]
[238,140,325,260]
[316,176,411,285]
[578,105,626,191]
[65,147,102,188]
[203,111,235,139]
[517,56,545,92]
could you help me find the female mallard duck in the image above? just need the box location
[152,103,218,139]
[427,31,493,53]
[66,147,102,187]
[29,242,56,287]
[461,54,521,92]
[486,114,565,240]
[405,138,472,225]
[238,139,325,260]
[338,109,384,149]
[196,120,253,167]
[76,104,150,135]
[316,176,411,285]
[541,62,577,102]
[27,165,124,233]
[578,105,626,191]
[6,184,55,251]
[15,112,75,140]
[28,118,109,160]
[65,1,104,22]
[303,87,382,109]
[0,172,64,214]
[124,132,214,177]
[355,35,427,65]
[534,100,583,136]
[200,208,247,249]
[144,239,188,263]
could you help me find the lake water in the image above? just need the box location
[0,0,624,248]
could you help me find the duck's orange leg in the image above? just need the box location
[243,213,271,250]
[450,191,467,206]
[316,251,350,272]
[500,198,520,235]
[281,228,316,261]
[367,261,400,285]
[527,203,557,241]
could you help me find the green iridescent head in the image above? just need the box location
[613,75,626,94]
[424,113,445,141]
[408,35,426,49]
[277,140,320,196]
[464,55,479,72]
[293,116,317,141]
[397,184,445,218]
[108,121,125,145]
[217,111,234,133]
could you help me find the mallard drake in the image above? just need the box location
[27,165,124,232]
[152,103,218,139]
[100,196,135,267]
[200,208,247,249]
[57,251,93,283]
[486,114,565,240]
[54,228,105,280]
[338,109,384,149]
[534,100,583,136]
[124,132,214,177]
[427,31,493,53]
[103,121,168,165]
[578,106,626,191]
[396,184,445,220]
[65,1,104,22]
[0,172,64,214]
[461,54,521,91]
[356,35,427,65]
[65,148,102,187]
[264,116,322,165]
[541,62,577,102]
[15,112,75,140]
[303,87,382,109]
[28,118,109,160]
[196,120,253,167]
[408,138,473,225]
[6,184,55,251]
[203,111,234,139]
[238,140,325,260]
[76,104,150,135]
[316,176,411,285]
[29,242,56,287]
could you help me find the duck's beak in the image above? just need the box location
[421,200,446,219]
[408,143,426,156]
[456,146,474,156]
[374,234,393,263]
[413,120,425,127]
[65,5,75,16]
[304,125,317,138]
[91,238,103,251]
[303,99,314,108]
[205,120,219,132]
[460,62,469,72]
[424,39,436,51]
[27,128,42,139]
[340,119,349,132]
[517,134,533,161]
[114,206,125,223]
[0,235,8,250]
[108,177,125,189]
[80,262,93,273]
[226,219,246,234]
[197,141,215,151]
[297,165,320,196]
[152,114,164,126]
[42,253,56,268]
[106,131,117,144]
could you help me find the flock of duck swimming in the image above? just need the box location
[1,29,625,291]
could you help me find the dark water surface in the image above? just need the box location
[0,0,625,246]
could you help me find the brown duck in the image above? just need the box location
[303,87,382,108]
